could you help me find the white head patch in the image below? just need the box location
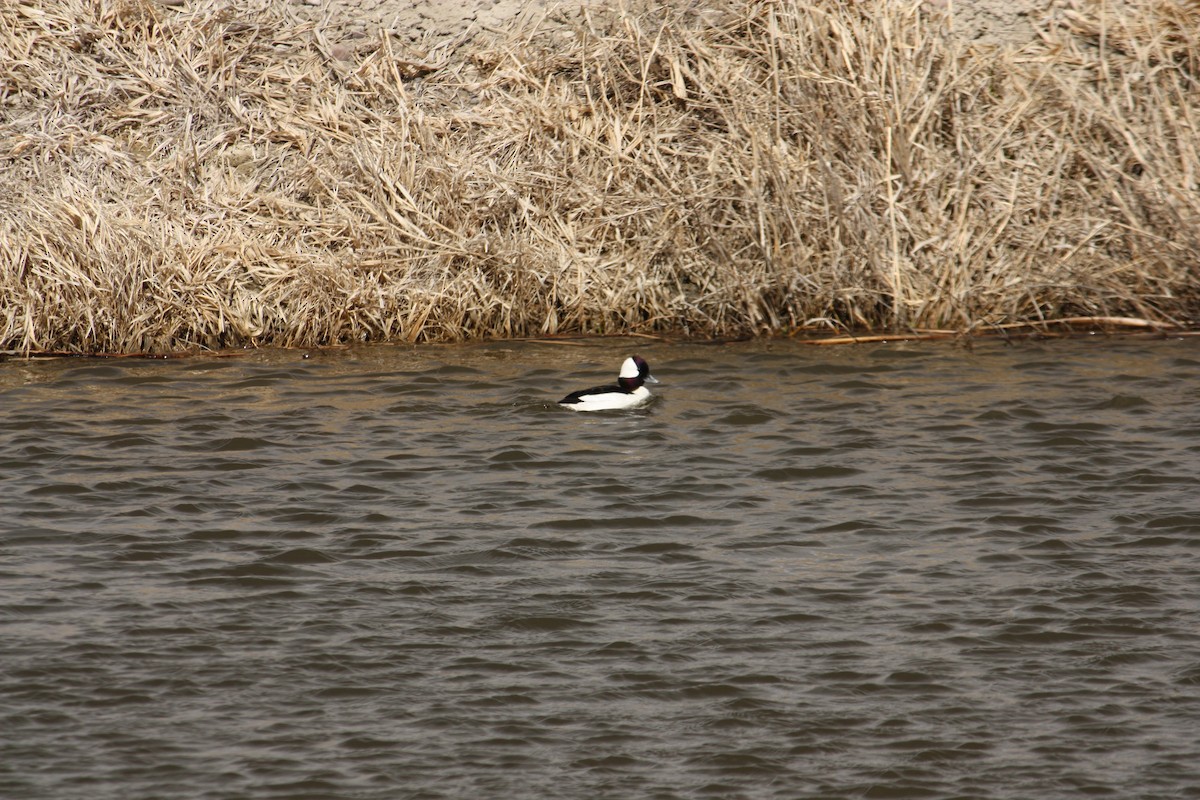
[619,357,639,379]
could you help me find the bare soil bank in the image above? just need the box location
[1,0,1198,353]
[289,0,1046,47]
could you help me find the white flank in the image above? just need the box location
[564,386,651,412]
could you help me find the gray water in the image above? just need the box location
[2,338,1199,800]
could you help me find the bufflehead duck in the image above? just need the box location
[558,356,659,412]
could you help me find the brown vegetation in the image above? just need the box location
[1,0,1198,354]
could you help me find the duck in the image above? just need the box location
[558,356,659,412]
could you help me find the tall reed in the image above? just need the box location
[1,0,1197,353]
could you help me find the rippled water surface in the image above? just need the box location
[3,338,1199,800]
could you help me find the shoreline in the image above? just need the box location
[2,0,1197,355]
[6,317,1198,361]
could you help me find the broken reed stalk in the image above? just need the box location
[0,0,1198,354]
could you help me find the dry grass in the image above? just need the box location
[1,0,1198,353]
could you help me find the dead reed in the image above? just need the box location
[1,0,1197,353]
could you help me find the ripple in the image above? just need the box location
[753,465,860,481]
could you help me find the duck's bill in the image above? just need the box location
[645,375,660,384]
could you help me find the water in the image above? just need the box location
[2,338,1199,800]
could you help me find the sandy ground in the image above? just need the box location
[288,0,561,42]
[288,0,1048,48]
